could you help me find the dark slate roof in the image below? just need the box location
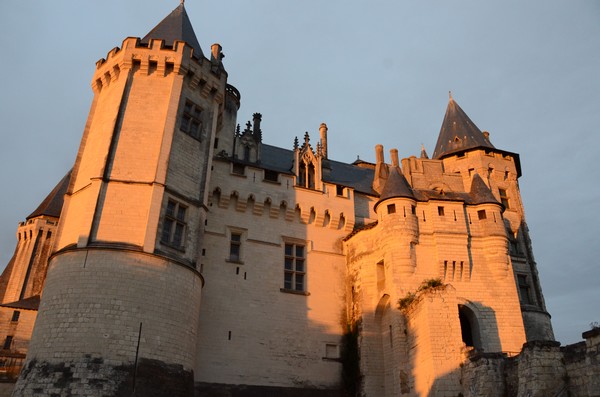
[0,295,40,311]
[141,4,204,58]
[27,170,72,220]
[374,167,415,210]
[469,173,500,206]
[258,144,376,195]
[433,97,494,159]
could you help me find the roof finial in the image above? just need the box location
[180,0,185,4]
[449,91,453,100]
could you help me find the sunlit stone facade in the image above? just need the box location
[0,4,573,397]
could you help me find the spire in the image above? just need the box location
[469,173,500,206]
[141,3,204,58]
[27,170,72,220]
[420,144,429,159]
[432,96,494,159]
[374,167,415,212]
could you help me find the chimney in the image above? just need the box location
[375,144,385,165]
[390,149,399,168]
[319,123,328,158]
[211,43,223,65]
[373,144,388,194]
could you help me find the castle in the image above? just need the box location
[0,4,598,397]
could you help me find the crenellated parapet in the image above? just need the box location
[91,37,225,104]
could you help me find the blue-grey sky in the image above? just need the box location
[0,1,598,345]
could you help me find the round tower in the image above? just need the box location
[14,5,223,396]
[373,162,419,275]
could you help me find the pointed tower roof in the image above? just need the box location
[141,3,204,58]
[27,170,71,220]
[469,173,500,206]
[374,167,414,211]
[433,95,494,159]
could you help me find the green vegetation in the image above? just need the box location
[398,278,444,311]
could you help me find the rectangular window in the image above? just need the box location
[3,336,12,350]
[284,243,306,292]
[499,189,510,209]
[336,185,345,197]
[325,343,340,359]
[229,233,241,262]
[11,311,20,322]
[232,163,245,175]
[264,170,279,182]
[387,204,396,214]
[180,100,203,139]
[477,209,487,220]
[161,200,187,249]
[438,206,445,216]
[517,275,532,304]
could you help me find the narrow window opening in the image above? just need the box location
[422,210,426,222]
[228,331,232,340]
[443,261,448,279]
[3,336,13,350]
[403,206,406,217]
[11,311,20,322]
[202,249,206,256]
[411,205,416,215]
[244,272,247,280]
[452,261,456,281]
[214,138,219,149]
[453,210,457,221]
[389,325,393,347]
[229,233,242,262]
[236,267,239,275]
[499,189,510,209]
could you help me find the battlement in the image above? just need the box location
[91,37,225,102]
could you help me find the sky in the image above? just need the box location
[0,1,598,345]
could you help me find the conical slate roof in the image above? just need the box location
[141,4,204,58]
[433,97,494,159]
[375,167,414,211]
[27,170,71,220]
[469,173,500,206]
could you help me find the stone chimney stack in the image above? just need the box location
[211,43,223,65]
[390,148,399,168]
[373,144,389,193]
[319,123,328,158]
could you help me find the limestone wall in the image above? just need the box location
[13,248,203,396]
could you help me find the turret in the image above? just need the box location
[14,5,219,395]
